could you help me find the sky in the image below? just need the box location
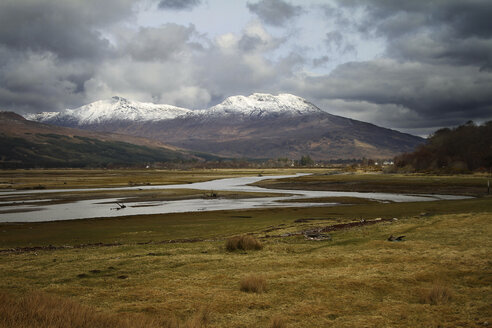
[0,0,491,136]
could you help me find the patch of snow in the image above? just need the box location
[25,111,60,121]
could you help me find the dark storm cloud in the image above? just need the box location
[0,0,136,113]
[0,46,94,114]
[247,0,303,27]
[158,0,201,10]
[315,60,492,118]
[354,0,492,39]
[343,0,492,69]
[0,0,133,60]
[311,0,492,132]
[308,58,492,130]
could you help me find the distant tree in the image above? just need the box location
[299,155,314,166]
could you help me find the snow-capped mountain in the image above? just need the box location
[26,93,321,124]
[26,96,192,125]
[24,93,424,160]
[205,93,321,117]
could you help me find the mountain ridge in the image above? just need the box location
[24,93,424,160]
[26,93,324,124]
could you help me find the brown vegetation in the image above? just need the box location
[225,235,263,251]
[240,274,267,293]
[419,283,453,305]
[0,170,491,327]
[270,316,287,328]
[0,291,160,328]
[0,291,208,328]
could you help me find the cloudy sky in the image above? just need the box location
[1,0,491,136]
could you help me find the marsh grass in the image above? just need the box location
[270,316,287,328]
[0,291,209,328]
[225,235,263,251]
[240,274,267,293]
[1,212,490,327]
[0,291,161,328]
[181,308,209,328]
[419,283,453,305]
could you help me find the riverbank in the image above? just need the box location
[254,172,491,196]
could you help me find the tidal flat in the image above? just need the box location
[0,169,491,327]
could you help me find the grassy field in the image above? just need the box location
[255,172,491,196]
[0,168,325,190]
[0,169,491,327]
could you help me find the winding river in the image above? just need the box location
[0,173,468,222]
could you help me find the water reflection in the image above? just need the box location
[0,174,469,222]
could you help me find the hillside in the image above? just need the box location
[26,94,424,160]
[0,112,198,168]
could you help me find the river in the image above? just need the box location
[0,173,468,222]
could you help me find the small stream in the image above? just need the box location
[0,174,469,222]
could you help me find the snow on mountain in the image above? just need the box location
[205,93,321,117]
[26,96,192,125]
[25,93,323,124]
[27,111,60,122]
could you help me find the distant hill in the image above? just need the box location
[27,93,425,160]
[394,121,492,172]
[0,112,202,168]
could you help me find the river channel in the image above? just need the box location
[0,174,468,222]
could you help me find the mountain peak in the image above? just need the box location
[26,97,192,125]
[209,93,321,116]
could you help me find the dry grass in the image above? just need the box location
[270,316,287,328]
[225,235,263,251]
[419,283,453,305]
[0,208,491,326]
[240,274,267,293]
[0,291,208,328]
[181,308,209,328]
[1,170,491,327]
[0,291,161,328]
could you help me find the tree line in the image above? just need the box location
[394,121,492,173]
